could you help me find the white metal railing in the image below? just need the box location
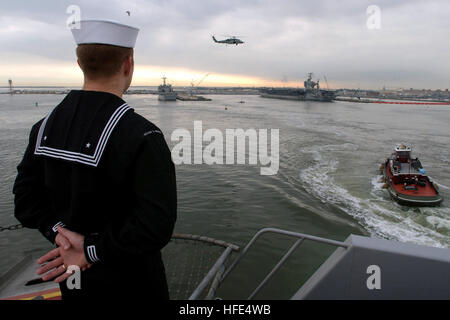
[219,228,350,300]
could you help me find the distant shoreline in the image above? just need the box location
[2,88,450,103]
[0,88,261,95]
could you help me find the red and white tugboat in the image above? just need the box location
[380,145,443,206]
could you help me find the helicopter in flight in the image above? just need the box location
[212,35,244,45]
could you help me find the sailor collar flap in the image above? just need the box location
[34,91,132,167]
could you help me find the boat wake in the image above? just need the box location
[299,144,449,248]
[433,180,450,190]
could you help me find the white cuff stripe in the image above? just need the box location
[87,245,100,263]
[52,221,66,233]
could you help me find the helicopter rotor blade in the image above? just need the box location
[220,34,247,38]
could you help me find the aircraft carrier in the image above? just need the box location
[260,73,336,102]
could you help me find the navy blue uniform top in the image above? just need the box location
[13,90,177,297]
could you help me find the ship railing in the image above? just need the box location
[181,234,239,300]
[1,225,348,300]
[192,227,349,300]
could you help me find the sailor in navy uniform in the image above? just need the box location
[13,20,177,299]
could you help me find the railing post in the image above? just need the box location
[248,238,303,300]
[221,228,272,282]
[205,264,226,300]
[189,246,233,300]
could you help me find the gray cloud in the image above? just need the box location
[0,0,449,88]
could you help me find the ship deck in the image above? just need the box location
[391,180,438,197]
[395,162,422,175]
[1,228,450,299]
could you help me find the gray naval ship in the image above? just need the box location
[260,73,336,102]
[158,77,178,101]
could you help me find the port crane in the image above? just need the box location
[190,73,210,96]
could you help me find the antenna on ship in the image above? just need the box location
[281,75,288,87]
[323,75,330,90]
[8,79,13,95]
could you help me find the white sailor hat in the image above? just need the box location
[71,20,139,48]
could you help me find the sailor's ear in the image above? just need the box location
[77,59,82,69]
[123,56,133,76]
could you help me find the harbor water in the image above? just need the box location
[0,92,449,299]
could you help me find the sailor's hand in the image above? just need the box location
[36,247,66,281]
[36,247,91,282]
[36,227,91,282]
[55,232,91,271]
[51,227,89,283]
[55,232,71,250]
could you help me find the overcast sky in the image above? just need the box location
[1,0,449,89]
